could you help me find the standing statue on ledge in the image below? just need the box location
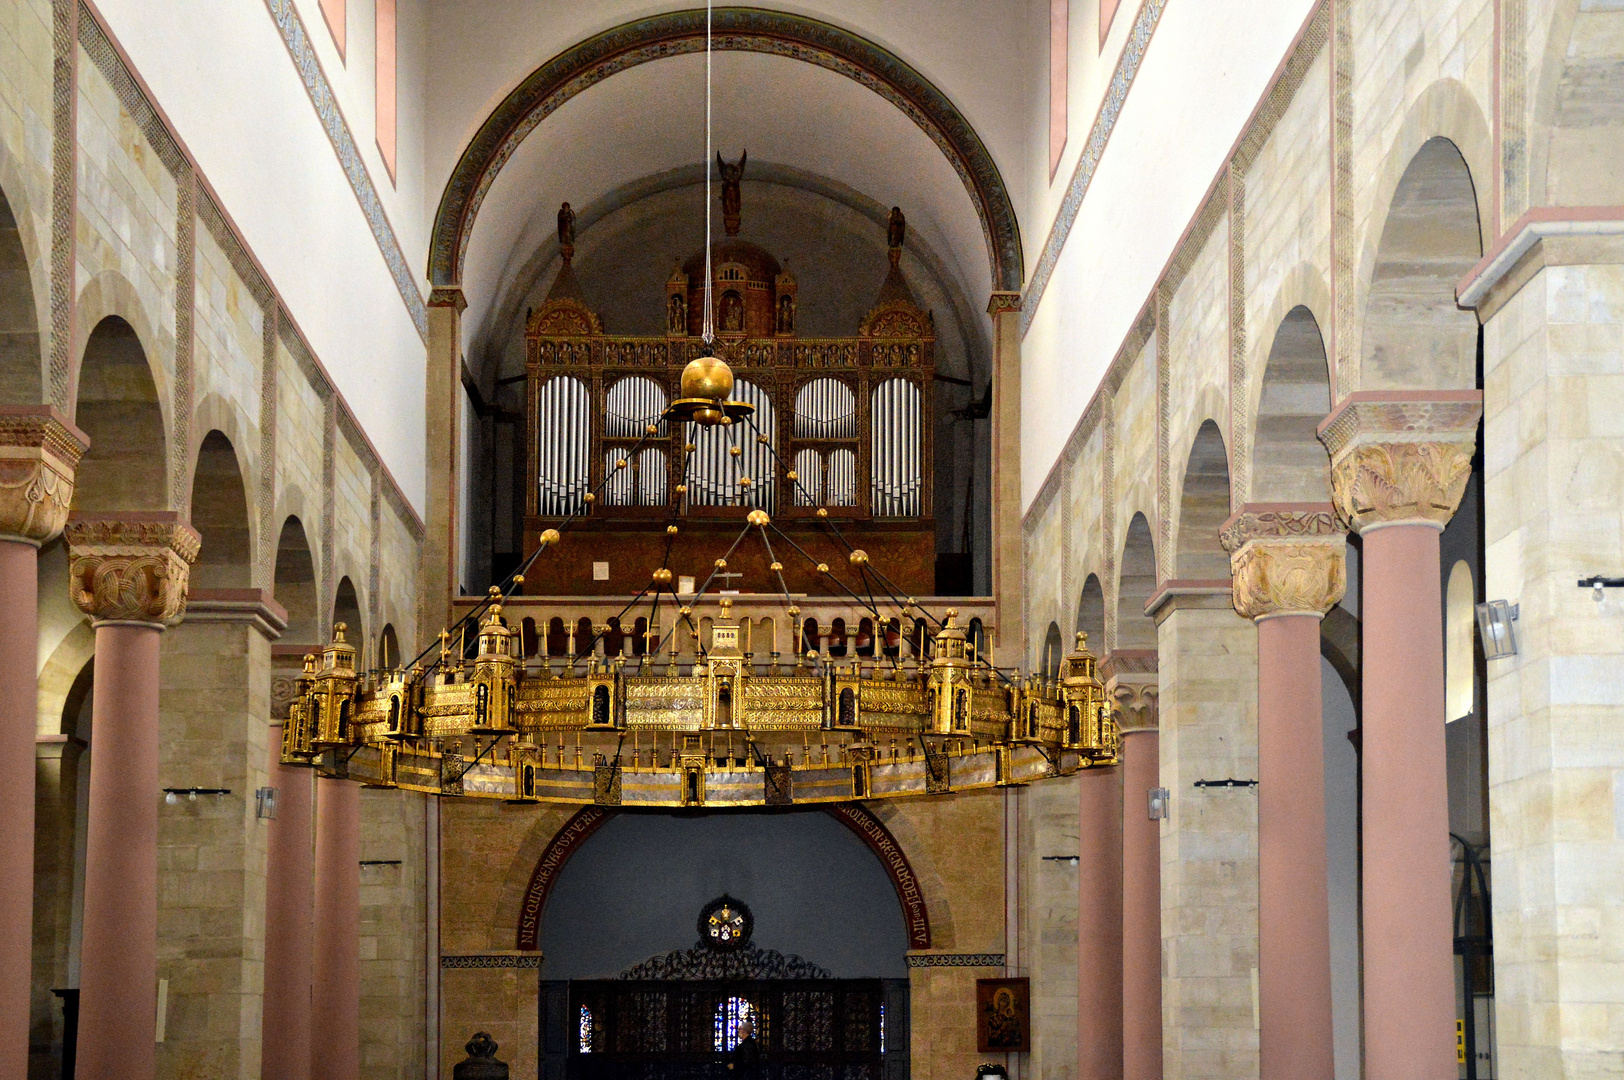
[558,201,576,264]
[887,206,906,267]
[718,151,747,236]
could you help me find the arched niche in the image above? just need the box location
[1361,137,1481,392]
[273,517,318,646]
[526,808,913,978]
[72,315,166,513]
[188,431,251,590]
[1041,622,1063,680]
[1076,574,1104,649]
[0,185,40,404]
[1254,307,1333,502]
[379,624,400,670]
[332,576,364,663]
[1116,514,1157,652]
[1177,420,1232,578]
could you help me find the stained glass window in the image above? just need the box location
[713,996,756,1052]
[579,1004,593,1053]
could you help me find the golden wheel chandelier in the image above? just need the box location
[281,2,1118,807]
[282,349,1118,807]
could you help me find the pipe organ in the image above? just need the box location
[522,201,942,595]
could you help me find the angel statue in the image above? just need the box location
[558,201,576,263]
[718,151,747,236]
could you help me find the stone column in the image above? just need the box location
[311,776,361,1080]
[1078,762,1123,1080]
[157,589,286,1078]
[988,291,1022,666]
[64,513,199,1080]
[1320,393,1480,1080]
[1221,506,1346,1080]
[1106,659,1161,1080]
[264,673,315,1080]
[1147,582,1257,1080]
[423,288,464,648]
[0,406,84,1079]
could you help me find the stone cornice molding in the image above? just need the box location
[1145,578,1233,625]
[184,588,290,639]
[64,512,200,628]
[1456,206,1624,310]
[0,406,89,546]
[1220,503,1346,620]
[1317,393,1482,533]
[427,287,467,311]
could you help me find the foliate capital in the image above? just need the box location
[64,513,201,627]
[0,407,89,546]
[1317,392,1481,532]
[1220,504,1346,620]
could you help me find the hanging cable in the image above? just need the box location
[701,0,715,344]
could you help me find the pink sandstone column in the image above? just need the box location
[1119,729,1162,1080]
[1360,524,1455,1080]
[1221,505,1346,1080]
[263,735,314,1080]
[1256,614,1333,1080]
[0,406,85,1079]
[65,513,197,1080]
[1319,392,1480,1079]
[0,541,40,1079]
[1079,764,1124,1080]
[311,776,361,1080]
[76,623,163,1080]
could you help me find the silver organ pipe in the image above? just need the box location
[537,376,590,516]
[828,448,856,506]
[603,377,668,508]
[691,379,774,508]
[870,378,921,517]
[794,378,857,439]
[793,447,822,506]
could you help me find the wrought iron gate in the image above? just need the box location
[554,980,899,1080]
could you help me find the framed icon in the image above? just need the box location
[976,977,1030,1053]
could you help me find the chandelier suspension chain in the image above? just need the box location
[702,0,715,344]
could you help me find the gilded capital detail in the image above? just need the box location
[64,515,201,627]
[1317,393,1482,533]
[1220,506,1346,620]
[0,408,88,546]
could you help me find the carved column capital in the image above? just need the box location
[427,287,467,311]
[1101,651,1158,733]
[0,406,89,546]
[986,291,1023,316]
[64,513,201,628]
[1220,504,1347,620]
[1317,391,1482,533]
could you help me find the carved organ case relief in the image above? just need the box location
[523,192,937,595]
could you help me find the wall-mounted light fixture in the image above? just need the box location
[255,787,278,820]
[162,787,231,805]
[1578,576,1624,603]
[1475,600,1519,660]
[1148,787,1170,820]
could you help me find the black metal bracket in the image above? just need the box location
[360,859,402,866]
[1194,778,1258,789]
[161,787,231,796]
